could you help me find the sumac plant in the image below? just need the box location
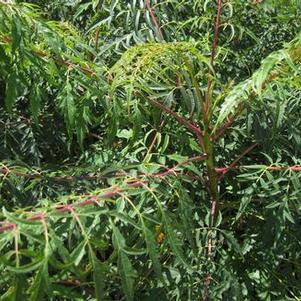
[0,0,301,300]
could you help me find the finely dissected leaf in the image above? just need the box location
[215,37,301,130]
[110,42,208,103]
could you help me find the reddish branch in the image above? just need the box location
[144,0,164,40]
[55,279,82,287]
[203,1,223,299]
[216,143,258,177]
[213,44,301,142]
[0,36,97,77]
[55,186,134,213]
[143,119,165,160]
[0,155,207,184]
[28,213,46,221]
[265,165,301,171]
[0,167,101,183]
[0,156,207,233]
[153,154,208,178]
[211,103,245,141]
[209,0,223,68]
[213,142,301,176]
[216,164,301,173]
[2,157,299,188]
[0,222,15,233]
[150,100,204,147]
[205,0,223,113]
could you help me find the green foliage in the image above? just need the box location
[0,0,301,300]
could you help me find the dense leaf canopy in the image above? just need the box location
[0,0,301,300]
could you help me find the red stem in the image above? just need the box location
[2,150,299,234]
[153,154,208,178]
[216,164,301,173]
[1,36,97,77]
[150,100,204,143]
[0,222,15,233]
[143,120,165,160]
[0,156,206,233]
[211,104,245,141]
[203,1,223,299]
[216,143,258,178]
[205,0,223,113]
[145,0,164,40]
[0,167,103,183]
[28,213,46,221]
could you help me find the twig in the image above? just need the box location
[216,143,258,178]
[0,222,15,233]
[153,154,208,178]
[205,0,223,114]
[265,165,301,171]
[149,100,204,145]
[144,0,164,40]
[212,44,301,142]
[1,156,300,233]
[203,1,223,300]
[0,150,207,185]
[0,155,206,233]
[216,164,301,173]
[143,120,165,161]
[55,279,82,287]
[88,133,102,140]
[94,28,100,53]
[211,103,244,141]
[0,167,100,183]
[1,36,98,77]
[0,168,42,179]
